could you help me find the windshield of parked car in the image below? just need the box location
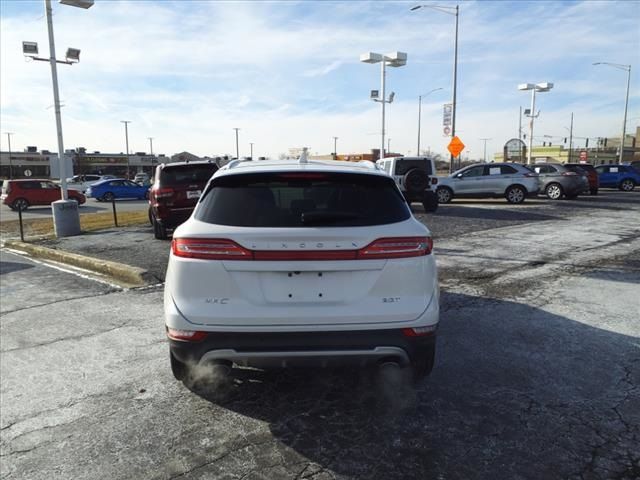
[196,172,410,227]
[160,164,218,185]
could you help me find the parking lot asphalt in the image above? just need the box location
[1,190,639,479]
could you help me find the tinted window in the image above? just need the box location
[500,165,518,174]
[19,181,41,190]
[565,165,586,175]
[196,172,410,227]
[595,166,606,174]
[393,159,433,176]
[160,164,218,185]
[86,175,99,181]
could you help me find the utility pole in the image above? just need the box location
[249,142,254,160]
[121,120,131,178]
[148,137,154,155]
[6,132,13,179]
[233,128,240,159]
[518,106,523,161]
[479,138,491,162]
[387,137,391,153]
[333,136,338,158]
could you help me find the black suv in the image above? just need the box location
[148,160,219,239]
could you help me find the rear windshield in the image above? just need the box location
[159,164,218,185]
[567,163,595,172]
[195,172,411,227]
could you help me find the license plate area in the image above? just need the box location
[261,271,337,303]
[186,190,201,199]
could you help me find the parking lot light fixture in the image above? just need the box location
[21,0,93,237]
[593,62,631,164]
[411,4,459,173]
[121,121,131,178]
[518,82,554,164]
[360,51,407,161]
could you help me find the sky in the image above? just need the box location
[1,0,639,161]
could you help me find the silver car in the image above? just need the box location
[529,163,589,200]
[436,163,540,204]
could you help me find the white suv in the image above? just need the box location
[164,157,440,385]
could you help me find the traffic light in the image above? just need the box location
[585,138,589,148]
[604,138,607,147]
[564,138,567,143]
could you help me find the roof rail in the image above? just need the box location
[227,159,243,169]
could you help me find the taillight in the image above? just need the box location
[171,236,433,261]
[152,187,174,199]
[402,325,437,337]
[172,238,252,260]
[357,237,432,259]
[166,327,208,342]
[431,177,438,185]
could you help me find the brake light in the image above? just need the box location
[357,237,432,259]
[166,327,208,342]
[278,173,329,180]
[172,238,252,260]
[171,236,432,261]
[152,187,174,199]
[402,325,437,337]
[431,177,438,185]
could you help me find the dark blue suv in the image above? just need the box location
[595,164,640,191]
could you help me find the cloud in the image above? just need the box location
[303,61,343,77]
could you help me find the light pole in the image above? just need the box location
[121,120,131,177]
[249,142,254,160]
[593,62,631,164]
[387,138,391,153]
[518,82,554,164]
[333,136,338,158]
[411,4,459,173]
[479,137,491,162]
[360,51,407,162]
[148,137,154,155]
[6,132,13,179]
[22,0,94,237]
[417,87,443,155]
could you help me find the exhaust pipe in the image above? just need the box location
[210,360,232,377]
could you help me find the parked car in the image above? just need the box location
[66,174,117,193]
[565,163,599,195]
[435,163,539,204]
[595,164,640,191]
[86,178,150,201]
[528,163,589,200]
[165,157,439,386]
[1,179,85,210]
[148,160,219,239]
[133,172,151,186]
[376,156,438,212]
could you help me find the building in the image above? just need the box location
[0,147,60,179]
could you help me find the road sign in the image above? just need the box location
[443,126,451,136]
[447,136,465,157]
[443,103,452,126]
[579,151,588,161]
[24,169,32,177]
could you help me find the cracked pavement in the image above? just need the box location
[1,191,639,479]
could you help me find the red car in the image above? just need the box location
[1,179,86,211]
[565,163,599,195]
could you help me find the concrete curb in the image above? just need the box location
[4,240,148,288]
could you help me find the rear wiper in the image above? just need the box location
[301,211,359,225]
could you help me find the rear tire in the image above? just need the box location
[620,179,635,191]
[436,187,453,204]
[422,191,438,213]
[170,351,187,381]
[153,215,168,240]
[545,183,563,200]
[11,198,29,211]
[411,344,436,382]
[506,185,526,204]
[102,192,115,202]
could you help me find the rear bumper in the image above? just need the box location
[152,206,193,229]
[169,328,436,368]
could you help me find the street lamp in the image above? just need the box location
[22,0,94,237]
[518,82,554,164]
[360,51,407,161]
[249,142,254,160]
[593,62,631,164]
[121,121,131,178]
[417,87,443,155]
[148,137,154,155]
[411,4,459,172]
[333,136,338,158]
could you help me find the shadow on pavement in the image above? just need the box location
[432,205,559,222]
[185,292,639,480]
[0,260,35,275]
